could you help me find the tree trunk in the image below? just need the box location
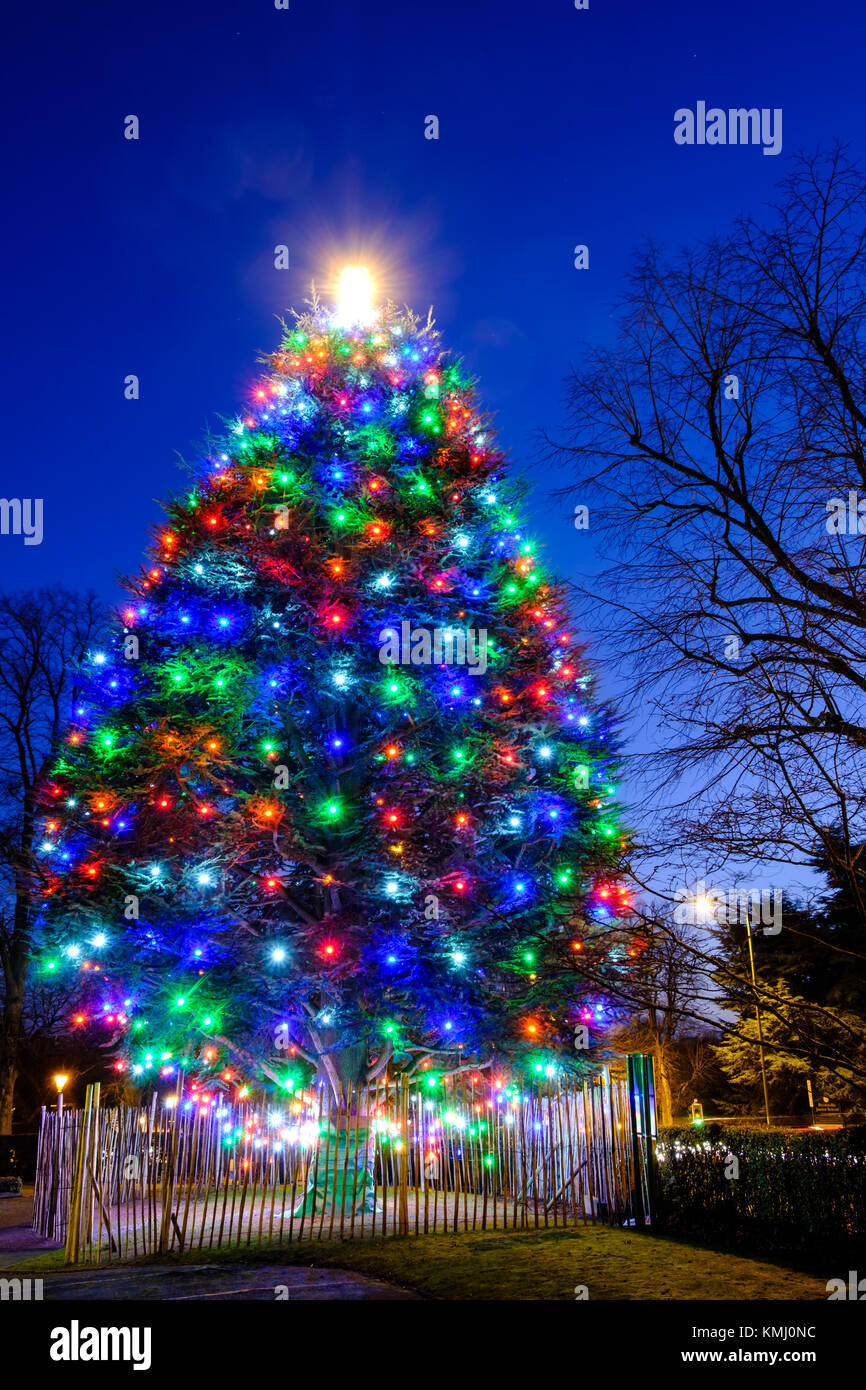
[316,1040,369,1098]
[654,1044,674,1127]
[298,1040,380,1219]
[0,990,24,1134]
[1,794,36,1135]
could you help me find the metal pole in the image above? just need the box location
[744,908,771,1129]
[626,1054,657,1226]
[626,1055,645,1226]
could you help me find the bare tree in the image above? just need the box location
[571,900,866,1103]
[555,147,866,912]
[607,917,710,1124]
[0,589,103,1132]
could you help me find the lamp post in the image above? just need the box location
[53,1073,69,1118]
[49,1074,69,1244]
[742,907,772,1130]
[694,892,771,1130]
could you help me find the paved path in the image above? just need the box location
[33,1263,423,1300]
[0,1189,62,1265]
[1,1191,422,1299]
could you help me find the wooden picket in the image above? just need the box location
[32,1067,652,1265]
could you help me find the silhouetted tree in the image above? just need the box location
[557,148,866,907]
[0,589,103,1131]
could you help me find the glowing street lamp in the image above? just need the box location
[54,1072,69,1117]
[334,265,375,328]
[693,893,716,920]
[742,902,772,1130]
[690,890,771,1129]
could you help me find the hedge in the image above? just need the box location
[654,1123,866,1253]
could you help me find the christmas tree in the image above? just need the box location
[38,268,630,1101]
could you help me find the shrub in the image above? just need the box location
[655,1124,866,1254]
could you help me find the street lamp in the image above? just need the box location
[742,905,772,1130]
[53,1073,69,1116]
[693,892,771,1129]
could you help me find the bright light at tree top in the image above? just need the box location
[334,265,375,328]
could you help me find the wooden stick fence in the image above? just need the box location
[33,1068,651,1265]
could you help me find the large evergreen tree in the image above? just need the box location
[37,274,629,1099]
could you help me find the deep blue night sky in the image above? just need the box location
[4,0,864,711]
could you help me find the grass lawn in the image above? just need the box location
[227,1225,830,1300]
[11,1222,831,1300]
